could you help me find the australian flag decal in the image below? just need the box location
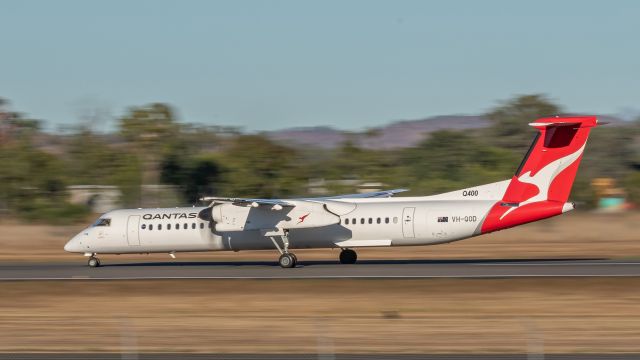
[438,216,449,223]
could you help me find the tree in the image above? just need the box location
[119,103,179,148]
[118,103,182,185]
[485,94,563,152]
[0,140,89,223]
[64,130,142,206]
[218,135,307,198]
[160,153,222,203]
[398,130,518,195]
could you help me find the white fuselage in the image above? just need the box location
[64,181,524,255]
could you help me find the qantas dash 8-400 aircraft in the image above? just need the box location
[65,116,600,268]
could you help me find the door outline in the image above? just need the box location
[127,215,141,246]
[402,207,415,238]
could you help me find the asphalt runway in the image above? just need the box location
[2,258,640,280]
[0,353,636,360]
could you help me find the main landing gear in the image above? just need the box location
[339,248,357,264]
[270,230,298,269]
[88,255,101,268]
[271,230,297,268]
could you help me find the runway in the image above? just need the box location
[0,354,637,360]
[2,258,640,280]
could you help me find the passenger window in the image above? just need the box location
[393,217,398,224]
[200,223,204,229]
[176,223,179,229]
[385,217,389,224]
[192,223,196,229]
[158,224,162,230]
[183,223,188,229]
[167,224,171,230]
[352,218,356,224]
[360,218,365,224]
[368,218,372,224]
[149,224,153,230]
[141,224,146,230]
[345,218,349,225]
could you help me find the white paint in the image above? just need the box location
[334,239,392,247]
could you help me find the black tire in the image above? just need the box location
[339,249,357,264]
[88,257,100,268]
[279,253,295,268]
[290,253,298,266]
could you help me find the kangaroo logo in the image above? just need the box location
[297,213,310,224]
[500,142,586,220]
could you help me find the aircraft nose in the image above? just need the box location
[64,235,82,253]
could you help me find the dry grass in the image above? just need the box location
[1,278,640,353]
[0,212,638,263]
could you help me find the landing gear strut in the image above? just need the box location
[88,256,101,268]
[271,230,297,268]
[339,249,357,264]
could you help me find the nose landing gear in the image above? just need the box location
[88,256,101,268]
[339,249,357,264]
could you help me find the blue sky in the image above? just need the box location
[1,0,639,131]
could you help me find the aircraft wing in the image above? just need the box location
[200,197,295,209]
[201,189,408,209]
[313,188,409,200]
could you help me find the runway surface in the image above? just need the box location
[2,258,640,280]
[0,353,637,360]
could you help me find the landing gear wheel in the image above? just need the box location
[339,249,357,264]
[88,257,100,268]
[279,253,296,268]
[290,253,298,265]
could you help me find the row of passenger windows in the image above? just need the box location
[141,222,205,231]
[343,217,398,225]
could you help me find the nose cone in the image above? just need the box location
[64,235,83,253]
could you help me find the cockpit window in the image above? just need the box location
[92,218,111,227]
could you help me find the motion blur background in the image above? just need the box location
[1,0,640,357]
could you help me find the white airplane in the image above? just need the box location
[65,116,599,268]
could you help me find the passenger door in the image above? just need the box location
[127,215,141,246]
[402,207,415,238]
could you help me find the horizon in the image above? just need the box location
[1,93,634,135]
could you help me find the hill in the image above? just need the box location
[265,114,626,149]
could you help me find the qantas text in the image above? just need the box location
[142,213,198,220]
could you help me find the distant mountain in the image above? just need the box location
[265,114,627,150]
[265,115,488,149]
[358,115,489,149]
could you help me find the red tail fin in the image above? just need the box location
[481,116,598,233]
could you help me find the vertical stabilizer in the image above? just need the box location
[481,116,598,233]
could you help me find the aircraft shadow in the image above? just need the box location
[102,257,607,268]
